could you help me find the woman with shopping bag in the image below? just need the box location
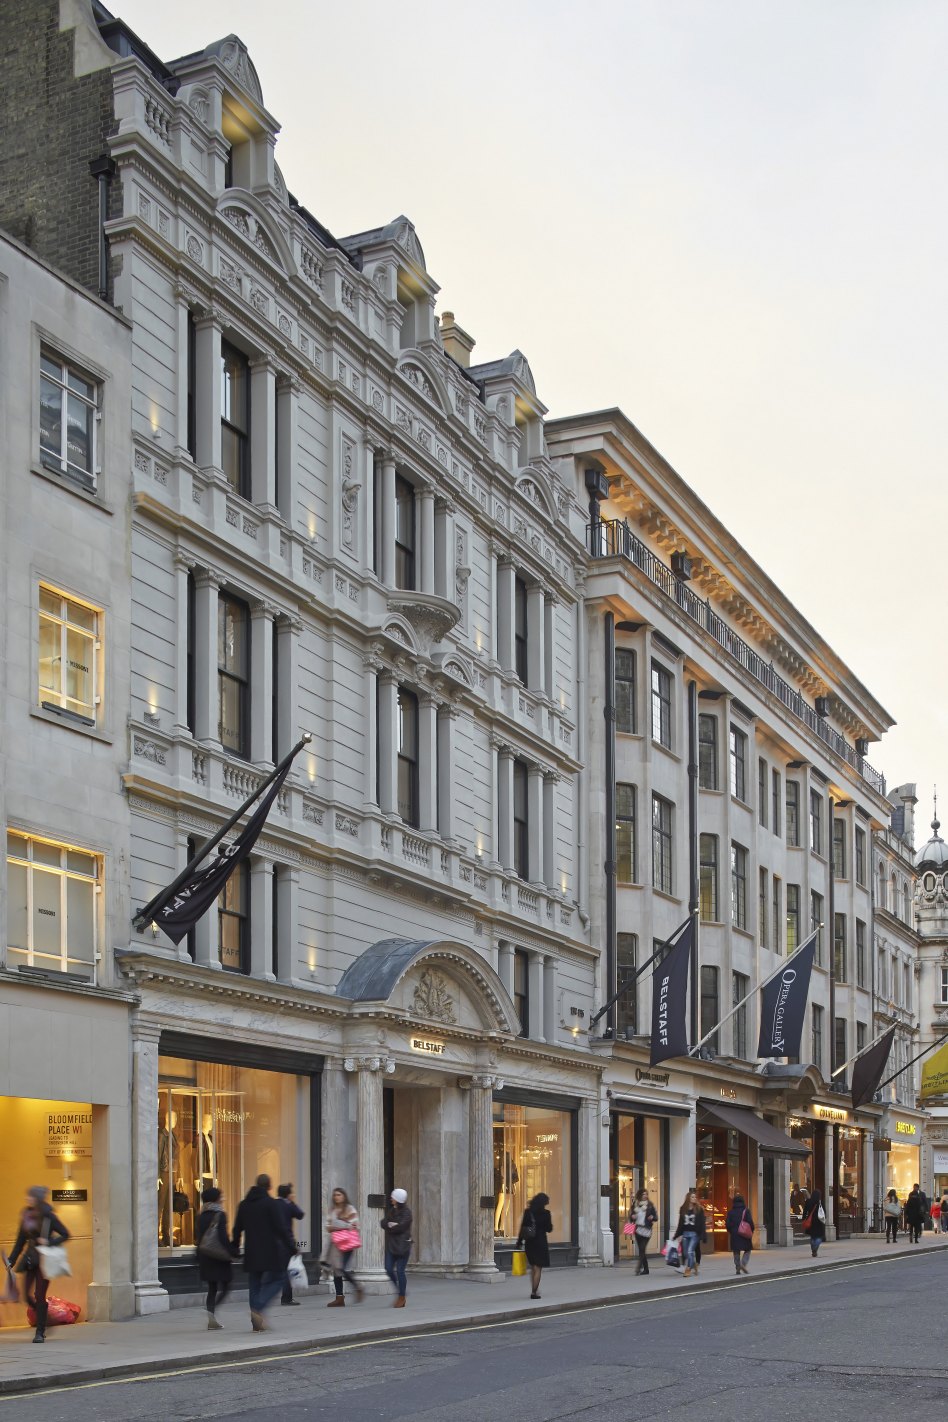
[628,1188,658,1276]
[725,1193,755,1275]
[324,1187,363,1306]
[8,1186,70,1343]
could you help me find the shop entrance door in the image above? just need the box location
[609,1113,667,1260]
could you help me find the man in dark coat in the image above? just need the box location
[275,1183,305,1306]
[904,1185,925,1244]
[232,1174,296,1330]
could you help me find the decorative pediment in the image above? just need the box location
[205,36,264,106]
[216,194,295,274]
[385,215,426,270]
[335,936,520,1035]
[515,472,558,521]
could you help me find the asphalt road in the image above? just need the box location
[2,1252,945,1422]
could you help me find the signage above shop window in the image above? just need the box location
[873,1137,892,1152]
[720,1087,738,1101]
[634,1067,670,1088]
[815,1105,848,1123]
[410,1036,445,1057]
[52,1189,88,1203]
[894,1120,918,1138]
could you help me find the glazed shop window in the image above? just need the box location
[6,831,98,980]
[157,1056,311,1253]
[492,1101,572,1244]
[39,349,98,487]
[38,585,101,726]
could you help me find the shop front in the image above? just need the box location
[882,1112,922,1203]
[492,1088,578,1270]
[833,1124,866,1237]
[608,1098,682,1261]
[698,1101,809,1249]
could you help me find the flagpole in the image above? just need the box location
[831,1025,894,1079]
[132,733,311,929]
[689,926,821,1057]
[588,913,693,1033]
[873,1025,948,1097]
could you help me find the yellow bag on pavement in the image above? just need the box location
[511,1249,527,1277]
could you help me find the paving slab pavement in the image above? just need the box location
[0,1233,945,1398]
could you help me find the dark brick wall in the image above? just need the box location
[0,0,116,296]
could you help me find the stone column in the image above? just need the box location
[543,771,558,888]
[496,558,515,671]
[250,357,277,508]
[173,553,193,737]
[418,693,439,832]
[365,448,376,575]
[379,455,396,586]
[437,705,458,842]
[193,569,221,744]
[543,594,556,699]
[347,1056,390,1290]
[275,375,299,520]
[543,956,557,1045]
[377,672,399,815]
[249,855,275,981]
[527,765,544,883]
[193,308,222,472]
[577,1096,603,1267]
[528,951,545,1040]
[274,864,299,984]
[496,745,514,870]
[173,283,192,457]
[250,601,275,765]
[419,487,436,593]
[497,940,514,998]
[274,615,300,762]
[131,1018,169,1314]
[435,496,454,600]
[463,1076,502,1282]
[527,583,546,692]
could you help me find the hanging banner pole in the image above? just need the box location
[589,914,693,1033]
[831,1025,896,1080]
[875,1026,948,1097]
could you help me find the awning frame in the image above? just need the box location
[697,1100,811,1159]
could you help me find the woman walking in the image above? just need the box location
[8,1186,70,1343]
[802,1187,826,1257]
[629,1188,658,1276]
[517,1192,553,1300]
[381,1189,412,1308]
[196,1187,235,1330]
[725,1193,754,1275]
[904,1185,924,1244]
[673,1190,707,1278]
[883,1189,901,1244]
[325,1187,363,1307]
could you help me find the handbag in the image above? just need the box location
[197,1215,232,1263]
[511,1249,527,1277]
[333,1227,361,1252]
[1,1264,18,1304]
[37,1217,71,1281]
[622,1221,636,1237]
[173,1187,191,1214]
[520,1210,537,1241]
[27,1295,81,1327]
[737,1210,753,1240]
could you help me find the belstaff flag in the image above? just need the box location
[649,920,693,1066]
[851,1026,896,1110]
[756,932,816,1058]
[136,737,308,944]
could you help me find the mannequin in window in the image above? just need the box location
[493,1141,519,1235]
[157,1108,178,1247]
[196,1112,215,1203]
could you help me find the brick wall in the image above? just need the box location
[0,0,115,296]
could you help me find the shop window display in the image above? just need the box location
[836,1129,864,1229]
[788,1119,816,1233]
[611,1114,665,1259]
[157,1056,310,1254]
[696,1126,753,1246]
[492,1102,572,1245]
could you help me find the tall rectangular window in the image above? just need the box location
[514,577,529,684]
[810,788,823,855]
[513,760,529,880]
[786,781,800,847]
[833,820,846,878]
[651,662,672,748]
[856,919,867,987]
[395,475,416,590]
[616,783,636,884]
[617,932,637,1037]
[773,875,782,953]
[855,827,866,885]
[771,768,781,837]
[903,961,911,1012]
[397,687,420,827]
[758,758,767,826]
[651,794,673,894]
[834,913,847,982]
[186,311,197,460]
[6,830,98,981]
[699,834,718,922]
[271,620,280,764]
[698,715,718,790]
[759,867,768,948]
[940,967,948,1005]
[186,571,196,735]
[810,890,824,964]
[700,965,719,1054]
[731,842,748,930]
[38,585,100,726]
[834,1017,847,1084]
[732,971,749,1058]
[220,341,250,497]
[219,858,249,973]
[786,884,800,954]
[39,349,98,487]
[878,949,888,1000]
[513,948,529,1036]
[856,1021,867,1054]
[615,649,636,734]
[729,726,747,801]
[218,594,250,756]
[811,1004,824,1072]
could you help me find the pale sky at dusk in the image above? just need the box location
[118,0,947,832]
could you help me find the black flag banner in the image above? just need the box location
[649,919,693,1067]
[150,758,294,945]
[757,934,816,1059]
[851,1026,896,1110]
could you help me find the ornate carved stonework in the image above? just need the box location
[412,968,457,1025]
[385,591,460,650]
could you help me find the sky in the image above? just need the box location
[118,0,947,836]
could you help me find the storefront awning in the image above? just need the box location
[697,1101,811,1159]
[610,1096,691,1120]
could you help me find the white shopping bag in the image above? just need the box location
[288,1253,307,1287]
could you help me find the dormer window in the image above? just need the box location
[515,399,542,466]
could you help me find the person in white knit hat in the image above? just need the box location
[381,1188,413,1307]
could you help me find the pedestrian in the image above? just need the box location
[7,1186,70,1343]
[904,1184,924,1244]
[275,1183,305,1307]
[931,1195,941,1233]
[673,1190,707,1278]
[725,1193,754,1275]
[629,1187,658,1276]
[801,1187,826,1258]
[516,1191,553,1300]
[232,1173,296,1332]
[196,1187,236,1330]
[381,1188,413,1308]
[940,1192,948,1233]
[325,1187,363,1307]
[883,1189,901,1244]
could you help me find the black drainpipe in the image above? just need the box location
[828,793,837,1229]
[688,679,699,1043]
[604,611,617,1039]
[89,155,117,302]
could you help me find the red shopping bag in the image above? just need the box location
[27,1296,81,1326]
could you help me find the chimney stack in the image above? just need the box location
[440,311,475,368]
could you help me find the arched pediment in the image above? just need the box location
[383,215,426,270]
[439,655,474,688]
[335,937,520,1036]
[396,352,450,415]
[515,471,558,521]
[205,35,264,106]
[215,192,296,276]
[379,614,420,655]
